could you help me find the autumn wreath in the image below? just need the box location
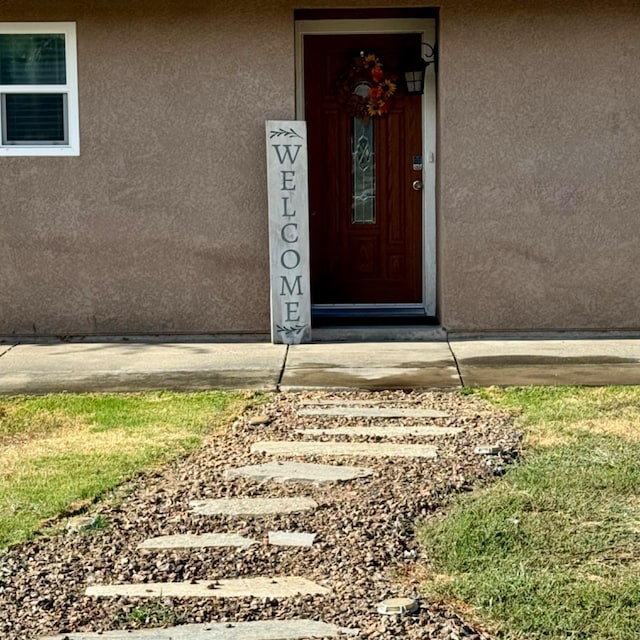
[336,52,397,121]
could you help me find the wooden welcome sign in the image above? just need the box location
[265,121,311,344]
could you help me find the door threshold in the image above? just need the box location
[312,306,436,326]
[311,325,447,343]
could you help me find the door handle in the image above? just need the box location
[412,180,423,191]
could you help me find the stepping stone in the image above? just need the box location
[297,407,448,418]
[268,531,316,547]
[42,619,358,639]
[86,577,329,599]
[188,497,318,517]
[138,533,256,550]
[251,441,437,459]
[297,425,462,437]
[299,398,415,406]
[225,461,372,484]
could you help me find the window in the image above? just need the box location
[0,22,79,156]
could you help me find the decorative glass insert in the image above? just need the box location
[351,117,376,224]
[0,34,66,85]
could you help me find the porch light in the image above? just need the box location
[403,42,436,95]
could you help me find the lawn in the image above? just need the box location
[0,391,256,550]
[419,386,640,640]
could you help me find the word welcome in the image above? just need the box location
[266,123,311,344]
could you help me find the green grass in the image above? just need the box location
[119,600,183,626]
[419,386,640,640]
[0,391,257,550]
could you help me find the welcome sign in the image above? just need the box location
[265,121,311,344]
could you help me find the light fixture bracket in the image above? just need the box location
[403,41,437,96]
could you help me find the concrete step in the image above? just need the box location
[297,407,448,418]
[188,497,318,517]
[224,461,372,485]
[137,531,317,550]
[298,398,422,406]
[250,441,437,459]
[138,533,257,550]
[296,425,462,437]
[42,619,357,639]
[86,577,329,599]
[268,531,316,547]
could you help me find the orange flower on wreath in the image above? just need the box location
[371,67,385,83]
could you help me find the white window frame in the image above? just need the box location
[0,22,79,156]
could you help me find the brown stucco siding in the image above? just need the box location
[0,1,294,335]
[1,0,639,335]
[436,0,640,331]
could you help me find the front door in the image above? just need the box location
[304,33,424,306]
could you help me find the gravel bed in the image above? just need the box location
[0,390,520,639]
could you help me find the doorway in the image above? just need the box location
[295,17,437,321]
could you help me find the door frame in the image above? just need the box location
[294,17,437,317]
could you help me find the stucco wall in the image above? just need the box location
[1,0,639,335]
[437,0,640,331]
[0,1,293,335]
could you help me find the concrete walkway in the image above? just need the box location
[2,335,640,394]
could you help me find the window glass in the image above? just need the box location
[4,93,65,143]
[0,34,66,85]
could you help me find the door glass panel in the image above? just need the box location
[351,117,376,224]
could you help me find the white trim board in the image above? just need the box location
[295,18,437,316]
[0,22,80,156]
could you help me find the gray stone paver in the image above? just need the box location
[251,441,438,459]
[297,407,448,418]
[138,533,256,550]
[188,497,318,516]
[42,619,357,639]
[268,531,316,547]
[86,577,329,599]
[296,425,462,437]
[224,461,373,484]
[298,398,421,406]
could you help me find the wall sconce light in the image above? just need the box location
[403,42,436,95]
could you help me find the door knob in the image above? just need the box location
[412,180,423,191]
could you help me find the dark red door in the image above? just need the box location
[305,33,423,305]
